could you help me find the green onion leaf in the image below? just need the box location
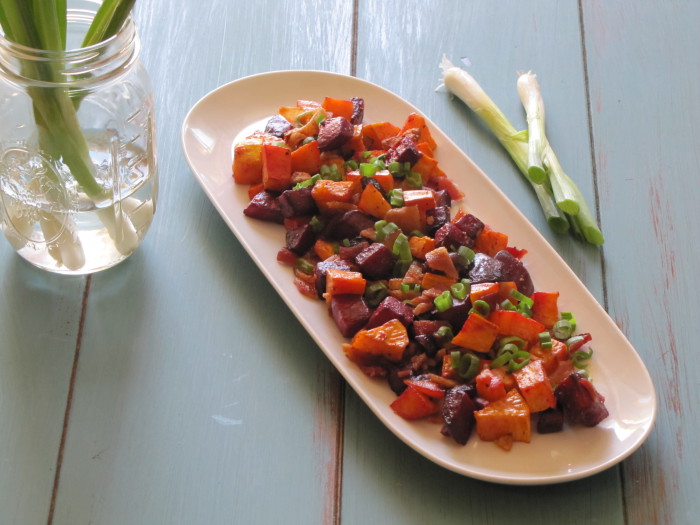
[434,290,453,312]
[469,299,491,317]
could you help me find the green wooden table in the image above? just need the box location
[1,1,698,524]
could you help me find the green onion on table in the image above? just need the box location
[438,56,604,246]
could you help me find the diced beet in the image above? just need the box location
[454,213,484,239]
[386,365,412,395]
[554,373,609,427]
[315,256,353,297]
[354,242,395,280]
[434,222,470,249]
[278,187,317,218]
[537,407,565,434]
[285,223,315,255]
[441,384,476,445]
[366,296,414,329]
[433,298,471,331]
[412,319,450,355]
[433,189,451,208]
[425,205,450,236]
[350,97,365,125]
[330,294,370,337]
[317,116,354,151]
[326,210,375,240]
[243,191,284,224]
[468,253,504,283]
[264,115,293,138]
[494,250,534,296]
[338,241,369,261]
[386,134,421,165]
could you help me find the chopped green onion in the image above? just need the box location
[434,290,453,312]
[360,162,379,177]
[572,348,594,369]
[456,246,475,267]
[410,230,425,238]
[499,299,517,311]
[457,353,481,380]
[552,319,574,340]
[302,136,315,145]
[450,281,468,300]
[295,110,313,125]
[405,171,423,188]
[509,289,534,307]
[374,220,399,241]
[508,350,531,372]
[315,113,326,125]
[364,282,389,307]
[308,215,325,233]
[490,348,513,369]
[388,161,401,174]
[400,282,421,294]
[361,151,372,159]
[538,331,553,349]
[560,311,577,331]
[293,173,321,189]
[436,325,454,341]
[344,159,358,171]
[450,350,462,369]
[498,336,526,350]
[388,188,404,207]
[342,238,351,247]
[469,299,491,317]
[295,258,315,275]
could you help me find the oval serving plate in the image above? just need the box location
[181,70,656,484]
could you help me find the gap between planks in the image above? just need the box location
[46,274,92,525]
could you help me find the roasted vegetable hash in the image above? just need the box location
[232,95,608,450]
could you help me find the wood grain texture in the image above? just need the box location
[582,1,700,524]
[49,1,353,524]
[0,245,85,524]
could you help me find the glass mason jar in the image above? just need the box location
[0,1,157,274]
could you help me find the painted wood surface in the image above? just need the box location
[0,1,698,524]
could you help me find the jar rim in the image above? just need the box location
[0,7,139,87]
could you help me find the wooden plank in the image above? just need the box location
[0,244,84,524]
[581,1,700,523]
[342,1,621,522]
[49,1,353,524]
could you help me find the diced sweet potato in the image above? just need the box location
[402,189,436,212]
[351,319,409,362]
[290,140,321,175]
[325,269,366,297]
[488,310,546,345]
[362,121,400,149]
[390,385,439,420]
[451,313,499,352]
[513,360,556,413]
[357,183,391,219]
[409,235,436,260]
[475,227,509,257]
[474,389,531,444]
[311,180,355,204]
[420,272,456,291]
[424,246,459,281]
[262,144,292,191]
[399,113,437,150]
[321,96,355,120]
[383,205,422,234]
[531,291,560,328]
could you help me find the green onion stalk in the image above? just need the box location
[0,1,137,267]
[438,56,604,245]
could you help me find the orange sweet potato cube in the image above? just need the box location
[451,313,499,353]
[531,291,560,328]
[513,360,556,413]
[357,182,392,219]
[475,389,531,443]
[488,310,546,346]
[325,269,366,297]
[261,144,292,191]
[350,319,409,362]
